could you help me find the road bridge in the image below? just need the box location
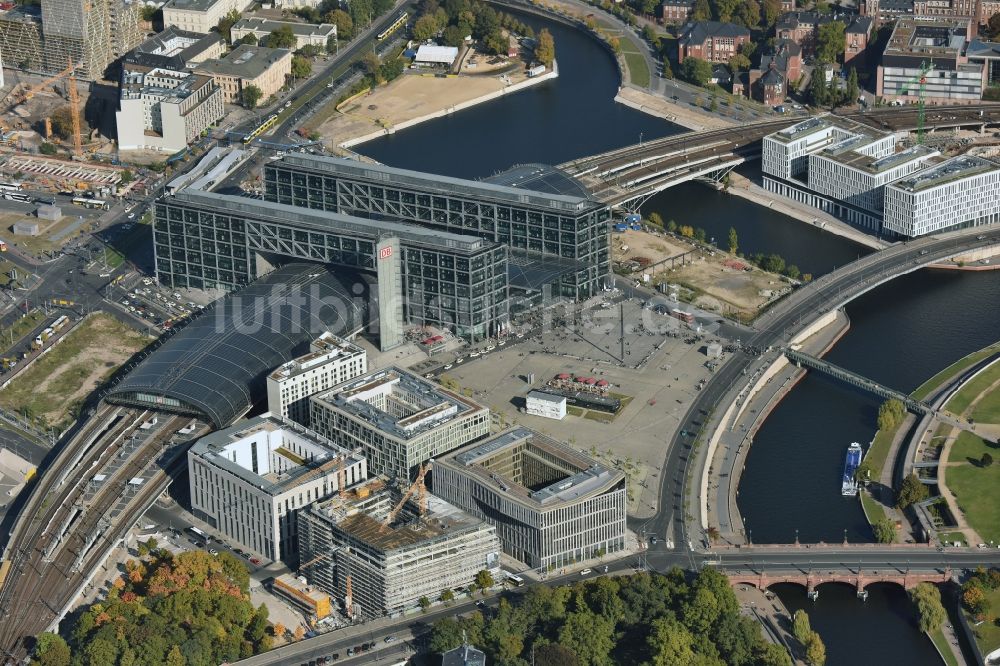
[725,567,951,594]
[560,104,1000,208]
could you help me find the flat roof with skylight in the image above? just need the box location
[891,155,1000,192]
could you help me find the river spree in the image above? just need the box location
[354,10,993,664]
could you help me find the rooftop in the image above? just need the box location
[679,20,750,44]
[414,44,459,64]
[890,155,1000,192]
[819,144,938,174]
[484,163,592,199]
[170,189,493,252]
[884,17,970,58]
[310,477,487,551]
[191,413,363,495]
[270,332,365,382]
[127,26,223,69]
[770,115,890,145]
[233,17,336,37]
[275,154,604,214]
[164,0,227,14]
[313,367,484,441]
[120,65,217,105]
[442,427,625,508]
[196,44,291,80]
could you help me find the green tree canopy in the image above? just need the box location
[325,9,354,40]
[727,226,738,254]
[33,632,71,666]
[910,582,946,633]
[816,20,846,64]
[792,609,812,645]
[805,631,826,666]
[896,472,929,509]
[217,8,241,43]
[877,398,906,431]
[535,28,556,67]
[873,516,896,543]
[267,24,296,48]
[290,54,312,79]
[238,32,257,45]
[241,84,263,110]
[475,569,495,592]
[680,56,713,86]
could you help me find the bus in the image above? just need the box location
[377,11,408,40]
[187,526,209,544]
[242,114,280,144]
[72,196,110,210]
[0,182,23,192]
[2,192,32,202]
[505,573,524,587]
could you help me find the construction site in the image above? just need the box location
[296,472,501,619]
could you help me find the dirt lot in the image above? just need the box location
[614,229,789,318]
[310,69,530,147]
[0,314,151,430]
[1,209,97,256]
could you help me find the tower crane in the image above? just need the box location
[383,462,431,527]
[15,58,84,158]
[900,59,935,144]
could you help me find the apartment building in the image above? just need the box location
[187,413,367,563]
[266,332,367,426]
[676,21,751,64]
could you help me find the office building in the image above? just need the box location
[297,477,501,618]
[525,391,566,420]
[433,427,627,571]
[187,413,367,562]
[117,65,225,153]
[806,143,939,229]
[163,0,253,34]
[266,332,367,426]
[195,44,292,104]
[153,189,509,344]
[883,156,1000,236]
[762,116,895,182]
[676,21,751,64]
[231,18,336,51]
[263,156,611,300]
[310,367,490,479]
[966,39,1000,86]
[876,18,984,102]
[124,26,225,70]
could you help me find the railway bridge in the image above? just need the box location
[559,104,1000,209]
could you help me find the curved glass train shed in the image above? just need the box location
[107,263,364,428]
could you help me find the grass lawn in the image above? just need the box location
[967,586,1000,655]
[0,314,149,430]
[866,420,903,477]
[938,531,966,546]
[622,51,650,88]
[946,360,1000,416]
[583,410,615,424]
[0,310,45,351]
[971,387,1000,424]
[912,344,1000,401]
[947,461,1000,545]
[929,627,959,666]
[860,490,894,541]
[566,405,585,417]
[950,431,993,463]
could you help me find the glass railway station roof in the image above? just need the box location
[107,264,363,428]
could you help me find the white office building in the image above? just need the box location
[231,18,336,51]
[883,156,1000,237]
[762,116,896,182]
[266,332,367,426]
[310,367,490,480]
[116,65,224,153]
[525,390,566,420]
[187,413,367,563]
[163,0,254,34]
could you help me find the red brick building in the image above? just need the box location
[677,21,751,64]
[748,40,801,104]
[660,0,694,24]
[844,16,874,68]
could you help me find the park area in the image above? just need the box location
[613,228,790,319]
[0,314,150,431]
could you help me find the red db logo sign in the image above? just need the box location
[379,246,393,260]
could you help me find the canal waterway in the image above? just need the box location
[353,10,995,664]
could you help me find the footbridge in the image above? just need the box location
[784,348,931,414]
[561,103,1000,209]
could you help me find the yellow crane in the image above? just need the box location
[384,462,431,527]
[17,59,84,158]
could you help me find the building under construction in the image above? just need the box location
[0,0,144,79]
[297,476,501,619]
[187,412,367,564]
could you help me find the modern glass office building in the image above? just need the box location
[153,189,509,343]
[263,156,611,299]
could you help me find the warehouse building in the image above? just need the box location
[152,189,508,346]
[266,332,367,426]
[188,413,367,563]
[433,427,627,571]
[297,477,501,618]
[310,367,490,479]
[883,156,1000,236]
[263,156,611,301]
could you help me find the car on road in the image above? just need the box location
[127,213,136,219]
[249,557,261,565]
[384,636,395,643]
[209,549,218,556]
[580,568,593,576]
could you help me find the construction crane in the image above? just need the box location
[900,59,935,144]
[297,552,329,573]
[16,58,84,158]
[384,462,431,527]
[337,455,347,498]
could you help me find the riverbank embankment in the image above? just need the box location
[615,87,736,131]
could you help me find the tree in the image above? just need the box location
[413,14,440,40]
[816,20,846,64]
[728,53,750,75]
[239,33,258,45]
[982,452,994,467]
[846,67,859,104]
[348,0,373,29]
[805,631,826,666]
[786,264,801,280]
[535,28,555,67]
[140,4,158,21]
[534,643,580,666]
[872,516,896,543]
[986,12,1000,39]
[39,142,57,155]
[667,219,678,233]
[762,0,782,27]
[877,398,906,431]
[758,642,794,666]
[649,617,696,665]
[326,9,354,40]
[911,583,946,633]
[727,226,738,254]
[691,0,711,21]
[441,588,455,604]
[49,106,77,141]
[293,626,305,641]
[792,609,812,645]
[217,8,241,43]
[272,622,286,638]
[291,55,312,79]
[693,227,707,243]
[475,569,495,593]
[268,24,296,49]
[642,24,659,49]
[33,632,71,666]
[442,24,465,46]
[647,212,663,228]
[810,71,828,106]
[165,646,185,666]
[736,0,760,28]
[896,472,929,509]
[241,84,263,110]
[963,583,990,616]
[558,611,615,666]
[680,56,713,86]
[855,458,876,484]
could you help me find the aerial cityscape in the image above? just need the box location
[0,0,999,662]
